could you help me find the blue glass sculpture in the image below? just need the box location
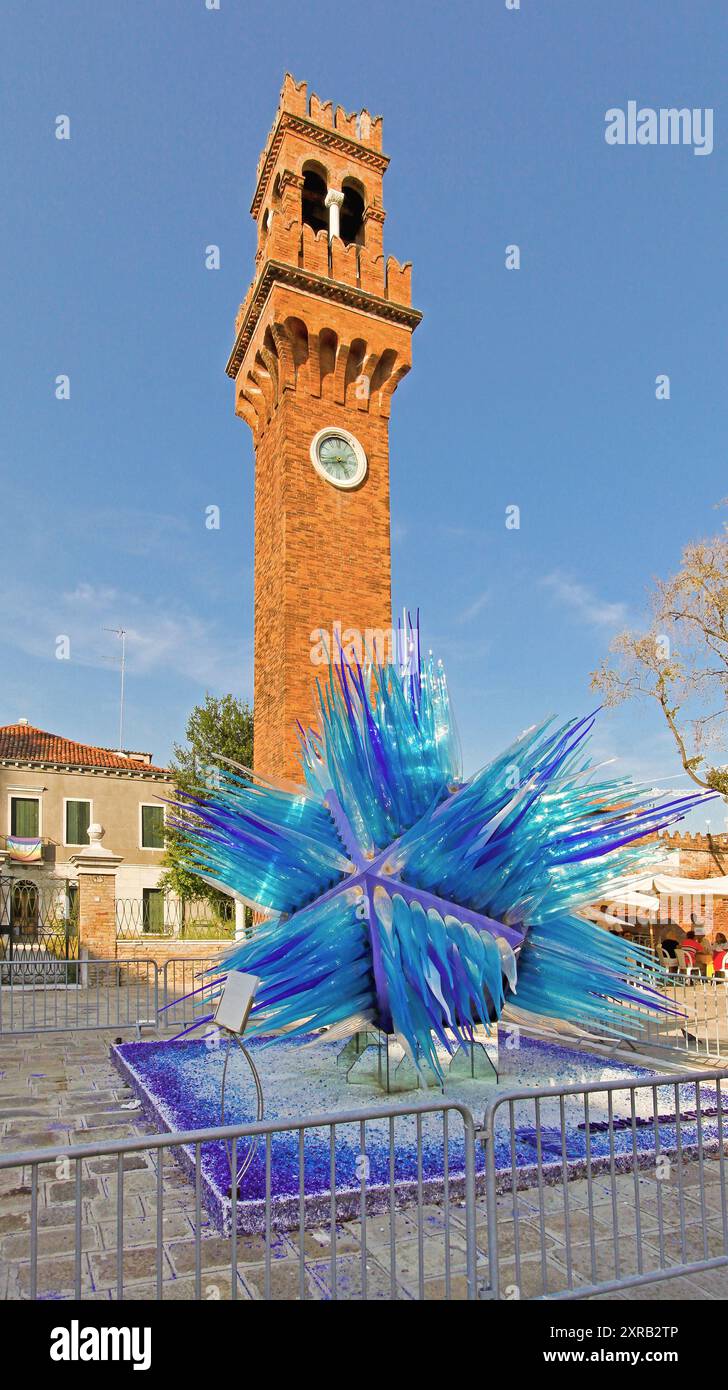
[168,618,710,1081]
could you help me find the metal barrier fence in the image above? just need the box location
[579,972,728,1061]
[0,955,225,1036]
[0,1101,478,1301]
[480,1068,728,1300]
[1,1069,727,1300]
[0,958,159,1036]
[656,973,728,1059]
[1,948,727,1063]
[1,940,727,1063]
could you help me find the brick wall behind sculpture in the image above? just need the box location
[658,832,728,938]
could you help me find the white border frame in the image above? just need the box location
[7,792,42,840]
[63,796,93,847]
[139,801,165,851]
[309,426,367,490]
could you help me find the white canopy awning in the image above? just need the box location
[652,874,728,897]
[607,888,661,911]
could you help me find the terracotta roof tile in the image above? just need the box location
[0,724,168,775]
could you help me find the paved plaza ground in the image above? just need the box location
[0,1028,727,1301]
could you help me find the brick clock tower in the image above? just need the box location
[226,74,421,782]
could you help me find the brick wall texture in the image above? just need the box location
[658,832,728,939]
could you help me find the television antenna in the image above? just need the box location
[104,627,127,752]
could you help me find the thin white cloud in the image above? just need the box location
[541,572,628,630]
[1,580,248,693]
[457,591,491,626]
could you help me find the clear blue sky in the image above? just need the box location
[2,0,725,830]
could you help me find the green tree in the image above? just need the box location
[591,509,728,796]
[160,693,254,905]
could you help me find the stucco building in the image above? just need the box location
[0,720,172,939]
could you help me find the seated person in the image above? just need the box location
[680,930,699,963]
[713,933,728,973]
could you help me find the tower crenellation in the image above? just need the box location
[254,75,384,183]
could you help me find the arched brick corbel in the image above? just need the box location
[353,351,380,411]
[270,322,296,392]
[259,343,280,403]
[332,342,350,405]
[307,333,322,399]
[242,373,267,433]
[235,388,259,434]
[251,354,276,420]
[377,360,411,417]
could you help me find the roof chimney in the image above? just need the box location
[17,717,28,726]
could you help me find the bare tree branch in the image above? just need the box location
[590,512,728,798]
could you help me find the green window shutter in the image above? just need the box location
[66,800,90,845]
[143,888,164,933]
[141,804,164,849]
[11,798,39,837]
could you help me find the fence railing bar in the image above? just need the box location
[694,1077,710,1263]
[75,1158,82,1298]
[416,1112,424,1301]
[298,1128,306,1301]
[558,1093,574,1289]
[264,1134,272,1301]
[129,1096,470,1155]
[508,1097,521,1294]
[360,1117,368,1301]
[534,1095,548,1295]
[194,1144,202,1302]
[539,1254,728,1302]
[462,1106,478,1301]
[583,1092,598,1285]
[606,1089,620,1282]
[156,1150,164,1300]
[329,1123,337,1301]
[388,1115,396,1300]
[116,1152,124,1300]
[231,1137,238,1301]
[30,1162,38,1300]
[628,1087,644,1276]
[651,1083,666,1268]
[443,1109,451,1301]
[717,1077,728,1253]
[673,1081,688,1265]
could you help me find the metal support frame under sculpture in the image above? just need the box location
[168,618,711,1085]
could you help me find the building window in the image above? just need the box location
[67,882,79,922]
[11,880,39,934]
[10,797,39,837]
[140,803,164,849]
[340,182,365,245]
[142,887,164,934]
[301,168,328,235]
[65,799,91,846]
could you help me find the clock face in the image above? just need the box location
[310,428,367,490]
[318,434,358,483]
